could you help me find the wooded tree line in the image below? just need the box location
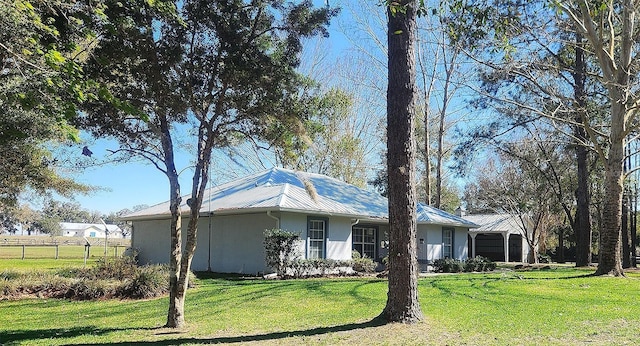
[2,0,640,327]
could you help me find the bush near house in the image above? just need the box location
[433,256,496,273]
[264,229,378,278]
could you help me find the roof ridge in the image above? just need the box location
[277,184,289,206]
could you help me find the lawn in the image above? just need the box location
[1,267,639,345]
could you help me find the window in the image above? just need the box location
[443,228,453,258]
[352,226,376,259]
[89,231,96,238]
[308,219,326,259]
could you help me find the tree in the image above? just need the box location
[80,0,336,328]
[380,0,423,323]
[0,1,97,206]
[273,87,369,186]
[464,136,569,263]
[445,0,637,273]
[41,200,94,223]
[556,0,639,276]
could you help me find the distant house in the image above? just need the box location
[122,168,478,274]
[60,222,125,239]
[462,213,533,262]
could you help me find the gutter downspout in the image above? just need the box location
[207,212,213,272]
[267,211,280,229]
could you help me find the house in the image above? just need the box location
[60,222,125,239]
[122,168,477,274]
[462,213,533,262]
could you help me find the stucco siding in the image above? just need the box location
[415,225,469,262]
[454,228,468,260]
[326,217,353,260]
[132,212,357,274]
[205,213,273,273]
[131,219,171,266]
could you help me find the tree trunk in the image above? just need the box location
[595,102,625,276]
[632,186,638,267]
[622,193,631,268]
[527,244,538,264]
[573,32,592,267]
[161,117,186,328]
[557,226,565,263]
[381,0,423,324]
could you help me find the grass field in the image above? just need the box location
[1,265,639,345]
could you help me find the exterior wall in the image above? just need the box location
[132,211,357,275]
[416,224,469,262]
[454,228,468,260]
[201,213,275,273]
[131,219,171,266]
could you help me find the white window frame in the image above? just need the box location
[443,228,454,258]
[352,226,377,259]
[308,218,327,259]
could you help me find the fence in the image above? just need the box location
[0,237,130,260]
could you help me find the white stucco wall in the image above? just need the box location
[279,212,354,261]
[416,224,469,262]
[131,219,171,266]
[132,211,358,275]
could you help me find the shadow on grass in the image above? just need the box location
[0,326,157,344]
[13,318,387,345]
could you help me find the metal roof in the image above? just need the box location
[463,214,524,234]
[60,222,123,233]
[122,168,477,227]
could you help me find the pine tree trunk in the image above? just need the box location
[381,0,423,324]
[573,38,592,267]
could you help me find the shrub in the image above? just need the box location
[351,250,376,273]
[464,256,496,272]
[65,279,115,300]
[433,258,464,273]
[118,266,169,299]
[93,256,139,281]
[264,229,301,277]
[287,258,352,278]
[0,260,171,300]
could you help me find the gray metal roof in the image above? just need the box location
[464,214,523,234]
[122,168,477,227]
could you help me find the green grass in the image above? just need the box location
[1,267,639,345]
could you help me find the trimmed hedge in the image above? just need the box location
[433,256,496,273]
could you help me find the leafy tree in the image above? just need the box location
[80,0,336,328]
[556,0,638,277]
[29,213,62,237]
[380,0,423,323]
[42,200,94,223]
[0,1,102,206]
[444,0,637,274]
[273,87,368,186]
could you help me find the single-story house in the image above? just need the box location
[462,213,533,262]
[122,168,477,274]
[60,222,125,239]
